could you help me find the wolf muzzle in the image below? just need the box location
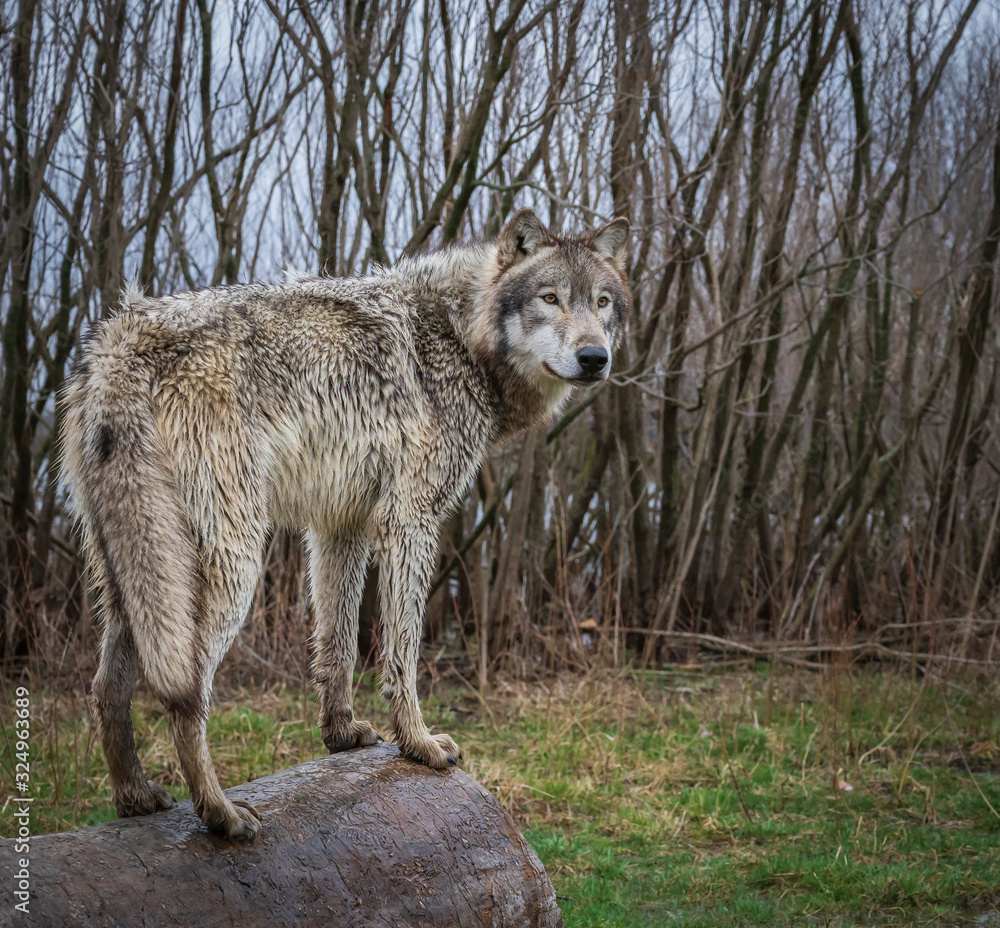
[576,345,609,380]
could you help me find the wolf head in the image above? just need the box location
[471,209,630,391]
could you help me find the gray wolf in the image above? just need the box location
[62,209,629,840]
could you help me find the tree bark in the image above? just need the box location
[0,744,562,928]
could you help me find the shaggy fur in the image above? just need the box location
[62,209,630,840]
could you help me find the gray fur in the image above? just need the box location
[61,209,630,840]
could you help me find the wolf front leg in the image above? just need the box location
[306,529,383,753]
[376,517,461,768]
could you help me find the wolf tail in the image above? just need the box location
[62,312,204,716]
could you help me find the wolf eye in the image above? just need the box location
[542,293,558,304]
[597,296,610,308]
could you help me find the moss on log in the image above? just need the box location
[0,744,562,927]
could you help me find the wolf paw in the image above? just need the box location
[399,732,462,769]
[203,797,262,842]
[322,718,384,754]
[114,780,176,818]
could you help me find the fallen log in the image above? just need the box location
[1,743,563,927]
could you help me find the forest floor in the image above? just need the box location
[3,664,999,927]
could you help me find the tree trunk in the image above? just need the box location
[0,744,562,928]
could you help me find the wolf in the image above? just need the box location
[62,208,629,840]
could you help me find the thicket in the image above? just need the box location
[2,0,998,682]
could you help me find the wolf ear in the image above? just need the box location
[497,208,549,269]
[589,218,630,270]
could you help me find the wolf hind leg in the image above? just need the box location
[307,529,382,753]
[167,710,261,839]
[163,533,265,841]
[376,516,461,768]
[91,593,176,818]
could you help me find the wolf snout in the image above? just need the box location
[576,344,609,379]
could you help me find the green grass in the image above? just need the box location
[3,667,999,926]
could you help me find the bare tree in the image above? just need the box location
[2,0,999,677]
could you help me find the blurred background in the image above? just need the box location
[2,0,999,685]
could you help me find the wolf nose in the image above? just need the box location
[576,345,609,376]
